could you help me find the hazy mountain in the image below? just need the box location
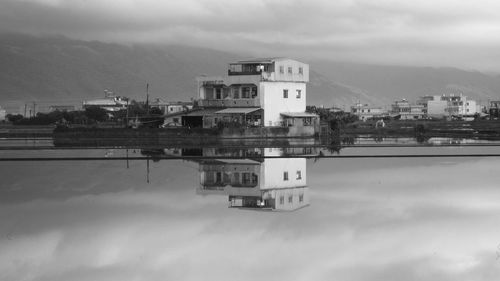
[0,34,240,112]
[1,33,500,113]
[310,60,500,107]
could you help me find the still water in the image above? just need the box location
[1,142,500,280]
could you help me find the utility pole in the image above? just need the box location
[146,83,150,115]
[33,101,36,117]
[24,104,27,117]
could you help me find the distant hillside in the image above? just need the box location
[2,33,500,113]
[0,34,240,112]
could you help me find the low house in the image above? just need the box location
[150,98,193,114]
[351,103,384,120]
[83,96,128,112]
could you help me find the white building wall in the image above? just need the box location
[261,158,307,190]
[272,59,309,82]
[427,100,448,116]
[260,82,306,126]
[465,100,477,115]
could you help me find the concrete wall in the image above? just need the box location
[260,82,306,126]
[428,100,448,116]
[272,59,309,82]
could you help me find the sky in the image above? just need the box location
[1,0,500,71]
[1,156,500,280]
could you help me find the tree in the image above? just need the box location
[84,106,108,122]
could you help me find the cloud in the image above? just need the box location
[1,0,500,70]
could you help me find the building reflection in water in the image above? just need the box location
[194,147,314,211]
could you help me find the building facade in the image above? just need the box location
[422,94,478,117]
[350,103,385,120]
[391,99,425,120]
[194,58,318,133]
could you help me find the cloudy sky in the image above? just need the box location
[1,0,500,71]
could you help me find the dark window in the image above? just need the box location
[287,66,292,74]
[296,171,302,180]
[288,195,293,203]
[232,87,240,99]
[298,67,303,74]
[296,90,301,98]
[242,87,250,98]
[283,171,289,181]
[283,89,288,98]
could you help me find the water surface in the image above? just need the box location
[1,144,500,281]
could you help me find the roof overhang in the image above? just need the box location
[280,112,318,118]
[215,108,261,114]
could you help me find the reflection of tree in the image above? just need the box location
[414,124,429,144]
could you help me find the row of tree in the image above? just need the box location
[6,100,164,127]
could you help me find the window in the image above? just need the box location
[296,171,302,180]
[299,67,303,74]
[296,89,301,98]
[251,87,257,98]
[287,66,292,74]
[288,195,293,203]
[304,117,312,126]
[283,89,288,98]
[242,87,250,98]
[232,87,240,99]
[283,171,289,181]
[279,65,284,74]
[173,118,179,123]
[279,196,284,205]
[299,194,304,202]
[215,88,222,99]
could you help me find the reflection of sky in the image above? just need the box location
[1,156,500,280]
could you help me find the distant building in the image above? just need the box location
[489,101,500,119]
[83,96,128,112]
[0,106,6,121]
[150,98,193,114]
[193,57,319,135]
[420,94,477,117]
[350,103,384,120]
[391,99,425,120]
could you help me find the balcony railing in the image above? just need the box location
[199,99,260,107]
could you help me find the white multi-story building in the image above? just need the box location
[193,58,318,133]
[420,94,477,117]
